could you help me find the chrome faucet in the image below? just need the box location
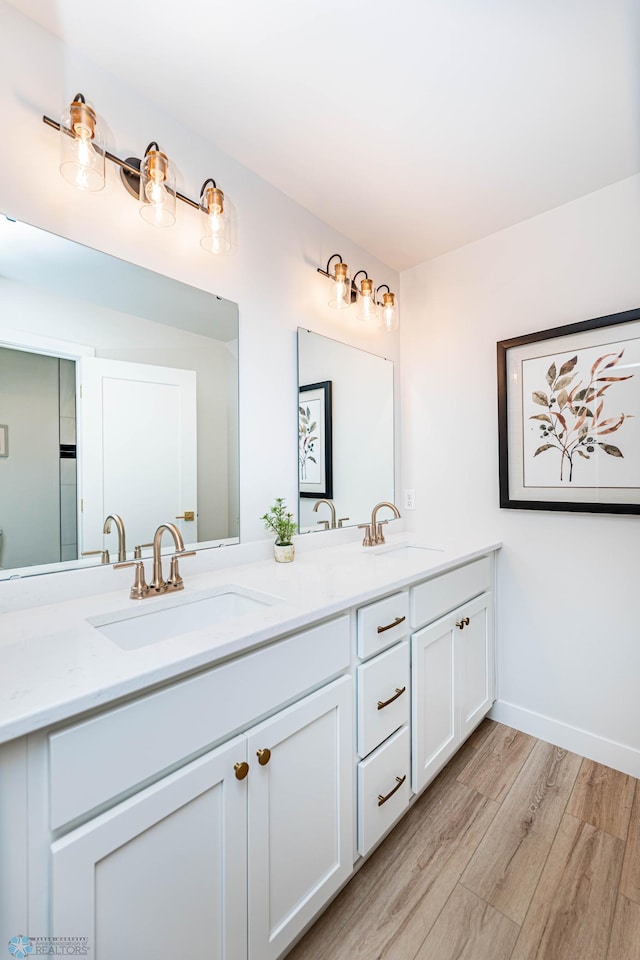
[313,498,336,529]
[103,514,127,562]
[114,521,195,600]
[359,501,401,546]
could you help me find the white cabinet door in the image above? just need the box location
[456,593,493,741]
[51,736,247,960]
[411,591,494,795]
[411,616,456,794]
[246,675,353,960]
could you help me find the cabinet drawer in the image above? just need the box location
[357,725,410,856]
[357,592,409,659]
[411,557,491,629]
[357,641,409,758]
[49,615,350,830]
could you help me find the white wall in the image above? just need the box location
[401,174,640,775]
[0,1,400,545]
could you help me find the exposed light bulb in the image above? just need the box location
[380,292,398,332]
[59,95,105,192]
[200,183,233,255]
[139,145,176,227]
[145,175,168,207]
[356,277,378,325]
[328,261,351,309]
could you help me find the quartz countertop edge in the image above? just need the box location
[0,536,501,743]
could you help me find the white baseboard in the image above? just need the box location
[489,700,640,779]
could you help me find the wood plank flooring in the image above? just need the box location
[287,721,640,960]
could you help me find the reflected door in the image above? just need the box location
[79,357,198,555]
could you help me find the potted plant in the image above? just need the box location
[261,497,297,562]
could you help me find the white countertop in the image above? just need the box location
[0,534,500,744]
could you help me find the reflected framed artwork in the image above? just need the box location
[299,380,333,499]
[497,306,640,514]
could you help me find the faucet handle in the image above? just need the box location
[134,542,153,559]
[376,520,389,545]
[168,550,196,589]
[82,549,110,564]
[337,517,350,528]
[113,560,149,600]
[316,520,330,530]
[358,523,374,547]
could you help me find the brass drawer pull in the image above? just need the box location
[234,762,249,780]
[456,617,470,630]
[256,748,271,766]
[377,686,406,710]
[376,615,406,635]
[377,775,407,807]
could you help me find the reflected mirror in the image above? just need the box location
[297,328,394,532]
[0,216,239,579]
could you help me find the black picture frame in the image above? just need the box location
[497,306,640,514]
[299,380,333,499]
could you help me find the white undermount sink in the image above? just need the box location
[88,585,282,651]
[373,544,443,559]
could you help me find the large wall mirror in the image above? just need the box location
[297,328,394,533]
[0,216,239,579]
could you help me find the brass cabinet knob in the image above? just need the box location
[256,748,271,766]
[234,761,249,780]
[456,616,470,630]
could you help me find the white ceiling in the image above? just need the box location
[9,0,640,270]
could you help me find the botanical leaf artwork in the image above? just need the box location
[299,403,318,481]
[529,349,634,482]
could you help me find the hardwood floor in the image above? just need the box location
[287,721,640,960]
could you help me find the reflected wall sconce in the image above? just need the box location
[317,253,399,332]
[44,93,236,253]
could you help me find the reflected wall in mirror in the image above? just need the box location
[297,328,394,533]
[0,216,239,578]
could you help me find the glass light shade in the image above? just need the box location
[356,276,379,326]
[380,292,399,332]
[139,148,176,227]
[59,97,105,192]
[328,261,351,309]
[200,185,236,255]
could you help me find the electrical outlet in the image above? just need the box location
[404,489,416,511]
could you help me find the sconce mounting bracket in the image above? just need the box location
[120,157,142,199]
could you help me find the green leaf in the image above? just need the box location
[554,374,576,391]
[533,444,555,456]
[529,414,552,423]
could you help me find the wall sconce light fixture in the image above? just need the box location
[45,93,236,253]
[317,253,398,332]
[376,284,398,332]
[199,178,236,255]
[59,93,106,192]
[317,254,354,309]
[353,270,378,326]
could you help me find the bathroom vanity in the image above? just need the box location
[0,535,499,959]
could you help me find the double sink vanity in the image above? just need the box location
[0,531,499,960]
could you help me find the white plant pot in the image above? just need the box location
[274,542,295,563]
